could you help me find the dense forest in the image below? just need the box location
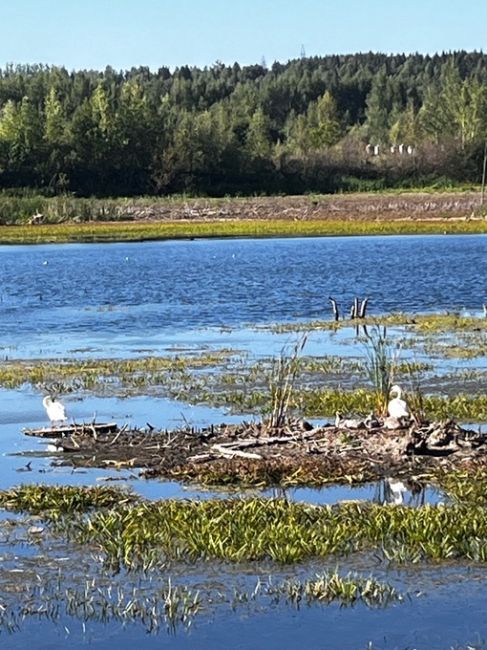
[0,51,486,197]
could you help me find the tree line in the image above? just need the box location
[0,51,486,197]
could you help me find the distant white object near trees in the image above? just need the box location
[365,143,415,155]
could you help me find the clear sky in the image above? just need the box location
[1,0,486,72]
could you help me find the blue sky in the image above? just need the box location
[1,0,486,71]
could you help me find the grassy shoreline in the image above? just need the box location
[0,217,486,244]
[0,190,486,243]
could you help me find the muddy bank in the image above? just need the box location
[111,192,484,223]
[24,418,487,486]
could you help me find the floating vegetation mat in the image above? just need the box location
[0,350,235,391]
[269,312,487,334]
[23,417,487,487]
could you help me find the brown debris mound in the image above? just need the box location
[117,193,482,223]
[23,417,487,486]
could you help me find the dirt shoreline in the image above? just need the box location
[116,192,485,223]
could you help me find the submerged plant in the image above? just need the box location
[0,577,201,635]
[273,572,403,608]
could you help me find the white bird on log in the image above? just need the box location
[43,396,67,426]
[387,385,410,419]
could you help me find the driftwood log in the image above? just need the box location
[23,422,119,439]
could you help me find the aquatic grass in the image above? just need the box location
[0,568,401,636]
[6,486,487,567]
[395,360,433,375]
[177,382,487,422]
[0,351,234,391]
[0,577,201,634]
[281,387,378,417]
[0,217,487,245]
[425,337,487,359]
[291,388,487,421]
[420,394,487,421]
[55,498,487,568]
[269,320,342,333]
[362,326,396,414]
[0,485,137,516]
[268,312,487,334]
[434,468,487,506]
[267,335,307,428]
[272,572,404,608]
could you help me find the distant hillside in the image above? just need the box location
[0,52,486,196]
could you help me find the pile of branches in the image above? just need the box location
[24,416,487,486]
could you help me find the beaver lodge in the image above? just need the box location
[22,417,487,486]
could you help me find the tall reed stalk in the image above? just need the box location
[362,326,396,415]
[267,335,308,428]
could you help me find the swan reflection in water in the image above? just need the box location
[379,477,427,507]
[263,478,429,507]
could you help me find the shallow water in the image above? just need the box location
[1,235,487,649]
[3,566,487,650]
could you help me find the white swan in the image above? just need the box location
[387,385,410,419]
[43,396,67,426]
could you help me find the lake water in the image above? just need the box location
[1,234,487,649]
[0,234,485,358]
